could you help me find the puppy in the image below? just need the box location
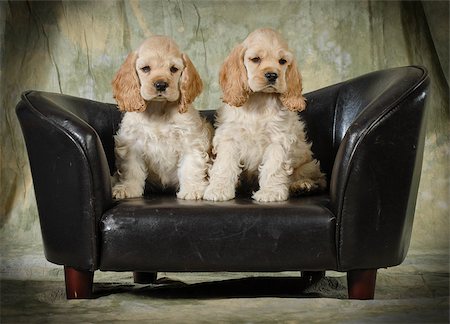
[204,28,326,202]
[112,36,211,200]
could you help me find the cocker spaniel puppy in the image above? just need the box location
[112,36,212,200]
[204,28,326,202]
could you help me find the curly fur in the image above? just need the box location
[111,36,211,200]
[204,28,326,202]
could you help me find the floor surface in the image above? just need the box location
[1,241,448,323]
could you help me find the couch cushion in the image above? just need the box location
[99,195,337,272]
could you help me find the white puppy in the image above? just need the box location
[112,36,211,200]
[204,28,326,202]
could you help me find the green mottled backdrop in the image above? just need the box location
[1,1,448,254]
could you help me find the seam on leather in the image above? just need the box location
[331,84,343,267]
[332,85,343,153]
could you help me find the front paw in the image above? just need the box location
[177,188,205,200]
[289,179,321,195]
[112,184,143,199]
[252,188,288,202]
[203,184,235,201]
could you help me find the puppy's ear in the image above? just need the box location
[112,52,146,112]
[280,59,306,112]
[219,44,250,107]
[179,53,203,113]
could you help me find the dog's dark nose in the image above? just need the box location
[265,72,278,84]
[154,81,168,92]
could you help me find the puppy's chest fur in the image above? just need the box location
[116,111,192,185]
[215,96,303,172]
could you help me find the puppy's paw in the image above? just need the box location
[289,179,321,195]
[252,188,288,202]
[112,184,143,199]
[203,184,235,201]
[177,189,204,200]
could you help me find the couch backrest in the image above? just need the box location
[21,66,427,189]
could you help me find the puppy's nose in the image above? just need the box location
[265,72,278,84]
[154,80,168,92]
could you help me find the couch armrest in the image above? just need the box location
[330,66,430,270]
[16,91,118,270]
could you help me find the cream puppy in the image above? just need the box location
[112,36,211,200]
[204,28,326,202]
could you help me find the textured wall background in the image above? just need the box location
[1,1,448,253]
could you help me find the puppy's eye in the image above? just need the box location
[141,66,151,73]
[279,58,287,65]
[170,66,179,73]
[250,57,261,63]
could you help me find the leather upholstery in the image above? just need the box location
[100,195,336,271]
[16,66,430,273]
[302,67,430,270]
[16,92,118,269]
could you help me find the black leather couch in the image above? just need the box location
[16,66,430,299]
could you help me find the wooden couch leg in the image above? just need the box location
[347,269,377,300]
[133,272,157,284]
[64,266,94,299]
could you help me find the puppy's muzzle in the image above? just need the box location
[154,80,169,92]
[265,72,278,84]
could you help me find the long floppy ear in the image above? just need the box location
[112,52,146,112]
[219,44,250,107]
[179,53,203,113]
[280,59,306,112]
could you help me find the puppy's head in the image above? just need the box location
[112,36,203,113]
[220,28,305,111]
